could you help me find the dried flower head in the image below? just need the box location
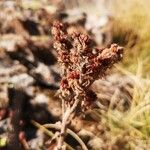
[52,21,123,111]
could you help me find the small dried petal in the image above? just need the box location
[68,71,80,80]
[60,79,69,89]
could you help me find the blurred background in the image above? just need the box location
[0,0,150,149]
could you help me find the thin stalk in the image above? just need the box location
[32,120,74,150]
[56,98,80,150]
[44,124,88,150]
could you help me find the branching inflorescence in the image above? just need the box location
[52,21,123,149]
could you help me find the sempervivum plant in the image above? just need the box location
[51,21,123,150]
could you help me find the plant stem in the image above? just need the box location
[44,123,88,150]
[56,98,80,150]
[32,120,75,150]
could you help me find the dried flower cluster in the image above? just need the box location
[52,21,123,111]
[51,21,123,149]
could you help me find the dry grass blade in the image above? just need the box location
[31,120,75,150]
[43,123,88,150]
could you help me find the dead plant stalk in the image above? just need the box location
[52,21,123,149]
